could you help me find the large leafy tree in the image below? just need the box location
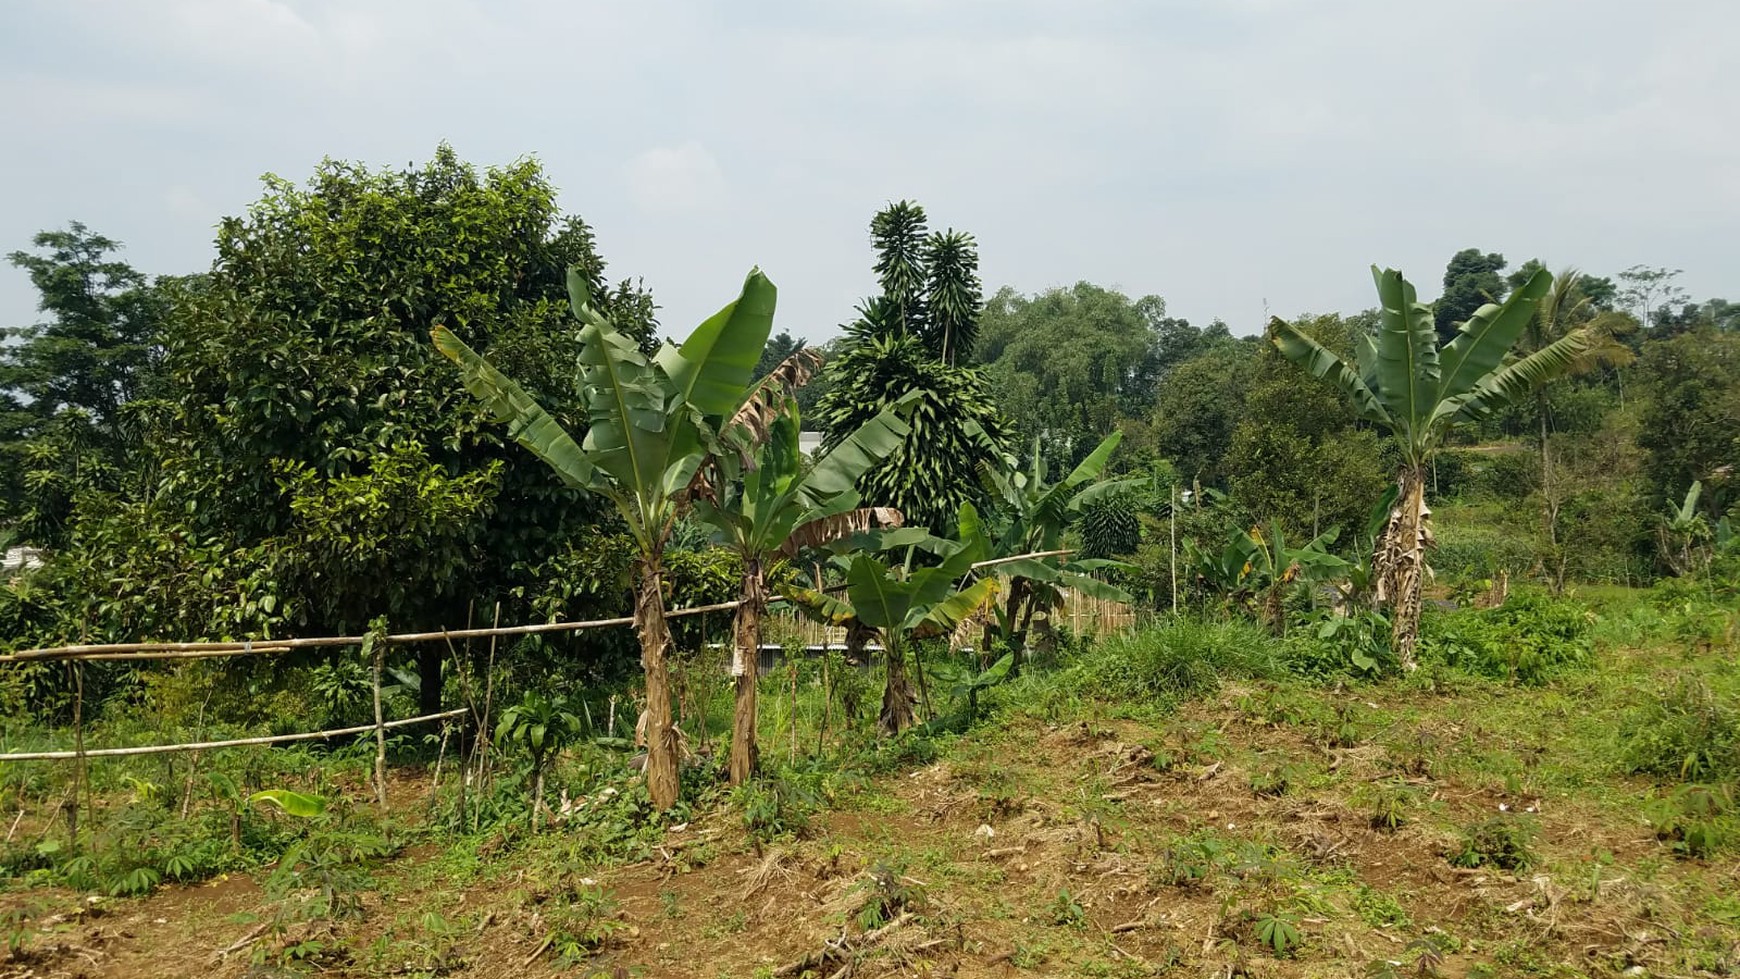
[1225,313,1390,540]
[143,146,657,707]
[1435,248,1508,344]
[693,400,908,783]
[1634,328,1740,519]
[437,268,777,810]
[1270,266,1583,666]
[1,225,167,543]
[1144,338,1259,485]
[975,283,1169,471]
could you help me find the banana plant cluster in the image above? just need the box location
[1187,521,1346,634]
[435,267,778,810]
[975,431,1138,662]
[782,502,1002,734]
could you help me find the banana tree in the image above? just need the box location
[1187,521,1345,634]
[434,267,776,810]
[1269,266,1586,666]
[977,430,1138,660]
[785,503,1000,734]
[692,399,910,784]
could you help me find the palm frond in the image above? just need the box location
[1437,266,1551,403]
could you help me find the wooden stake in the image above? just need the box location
[372,633,387,810]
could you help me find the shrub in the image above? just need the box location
[1081,618,1283,702]
[1620,676,1740,781]
[1448,815,1538,872]
[1417,590,1592,685]
[1647,784,1737,859]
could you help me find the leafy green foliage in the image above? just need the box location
[814,333,1009,533]
[1416,591,1593,684]
[1620,675,1740,781]
[1647,783,1738,859]
[1253,911,1303,957]
[1448,815,1538,872]
[1076,491,1142,559]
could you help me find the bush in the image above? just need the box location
[1620,676,1740,781]
[1080,618,1283,701]
[1417,590,1592,685]
[1431,520,1539,583]
[1647,783,1737,859]
[1448,814,1538,872]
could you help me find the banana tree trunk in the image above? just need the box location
[635,556,680,809]
[1375,464,1430,670]
[728,558,764,785]
[879,634,915,735]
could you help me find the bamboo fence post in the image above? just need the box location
[477,602,500,798]
[69,662,84,844]
[1170,485,1179,614]
[372,633,387,811]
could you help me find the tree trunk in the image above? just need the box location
[878,635,914,735]
[729,559,764,785]
[1375,464,1430,670]
[635,556,681,810]
[1001,579,1028,677]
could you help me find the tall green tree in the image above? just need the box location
[1145,339,1259,485]
[816,202,1010,532]
[1634,328,1740,519]
[2,225,166,543]
[1435,248,1508,344]
[143,147,655,705]
[436,267,777,810]
[1225,313,1390,540]
[1270,265,1583,666]
[976,283,1168,471]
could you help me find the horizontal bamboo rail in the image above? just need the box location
[0,708,468,762]
[0,600,745,664]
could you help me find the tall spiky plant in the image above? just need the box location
[1269,266,1588,666]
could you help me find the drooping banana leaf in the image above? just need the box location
[1269,317,1390,427]
[432,325,594,490]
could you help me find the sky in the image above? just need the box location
[2,0,1736,343]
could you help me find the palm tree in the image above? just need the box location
[693,400,910,784]
[1514,267,1636,591]
[434,267,776,810]
[1269,266,1586,667]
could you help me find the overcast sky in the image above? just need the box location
[3,0,1735,343]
